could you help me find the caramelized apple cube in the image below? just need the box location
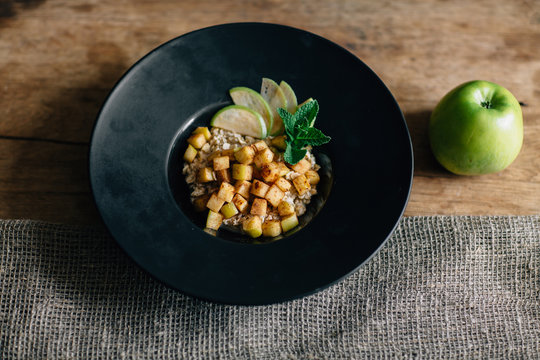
[262,220,282,237]
[193,194,210,212]
[253,148,274,168]
[292,174,311,195]
[207,151,222,162]
[252,140,268,152]
[206,193,225,213]
[305,169,320,185]
[215,169,232,183]
[234,180,251,199]
[274,177,291,192]
[277,201,295,217]
[206,210,223,230]
[220,202,239,219]
[232,193,249,213]
[187,133,206,149]
[290,158,311,174]
[270,135,287,150]
[213,155,229,171]
[264,184,285,207]
[221,148,236,160]
[197,167,215,183]
[217,182,235,202]
[250,198,267,216]
[250,179,270,198]
[252,166,263,180]
[242,215,262,238]
[234,145,255,164]
[281,213,299,232]
[260,162,280,183]
[193,126,211,140]
[183,144,197,163]
[232,164,253,181]
[276,162,290,176]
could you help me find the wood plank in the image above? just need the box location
[0,0,538,224]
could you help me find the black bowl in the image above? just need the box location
[89,23,413,305]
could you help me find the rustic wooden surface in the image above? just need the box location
[0,0,539,225]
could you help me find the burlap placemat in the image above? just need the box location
[1,216,538,359]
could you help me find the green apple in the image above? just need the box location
[260,78,288,136]
[229,87,273,135]
[279,80,298,113]
[429,80,523,175]
[210,105,267,139]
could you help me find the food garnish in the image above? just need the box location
[278,100,331,165]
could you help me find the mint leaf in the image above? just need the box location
[277,108,296,139]
[279,98,330,165]
[284,145,307,165]
[296,127,331,147]
[295,100,319,127]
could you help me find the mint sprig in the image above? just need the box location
[277,100,331,165]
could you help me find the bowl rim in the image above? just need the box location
[88,22,414,305]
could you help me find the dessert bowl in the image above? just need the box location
[89,23,413,305]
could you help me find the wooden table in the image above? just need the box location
[1,0,538,225]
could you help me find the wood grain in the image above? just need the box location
[0,0,538,224]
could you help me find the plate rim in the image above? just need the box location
[88,22,414,305]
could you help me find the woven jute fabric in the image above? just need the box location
[0,217,539,359]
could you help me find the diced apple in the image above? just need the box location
[217,182,235,202]
[232,164,253,181]
[264,184,285,207]
[250,198,267,216]
[208,151,222,162]
[276,162,290,176]
[277,201,295,216]
[206,193,225,213]
[305,169,320,185]
[292,174,311,195]
[206,210,223,230]
[242,215,262,238]
[200,143,211,153]
[290,158,311,174]
[262,220,282,237]
[253,148,274,168]
[198,167,215,183]
[274,177,291,192]
[252,140,268,152]
[193,126,211,140]
[187,133,206,149]
[193,194,210,212]
[213,155,230,171]
[234,180,251,199]
[215,169,232,183]
[220,202,239,219]
[252,166,263,180]
[232,193,249,213]
[221,149,236,160]
[281,213,299,233]
[234,145,255,164]
[183,144,197,163]
[270,135,287,151]
[260,162,279,183]
[251,179,270,198]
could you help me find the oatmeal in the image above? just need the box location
[182,127,321,238]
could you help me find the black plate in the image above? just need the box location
[89,23,413,305]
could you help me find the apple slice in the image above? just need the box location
[260,78,288,136]
[297,97,313,110]
[229,87,273,136]
[279,80,298,114]
[210,105,267,139]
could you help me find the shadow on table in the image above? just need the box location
[402,109,450,177]
[1,36,132,224]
